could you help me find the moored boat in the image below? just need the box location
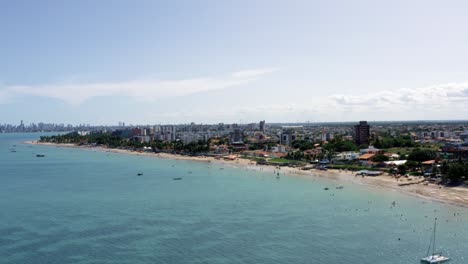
[421,218,450,263]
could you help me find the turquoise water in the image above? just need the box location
[1,133,468,264]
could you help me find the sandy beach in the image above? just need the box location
[27,141,468,208]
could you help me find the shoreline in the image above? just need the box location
[26,141,468,208]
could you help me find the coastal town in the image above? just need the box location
[33,120,468,186]
[4,1,468,263]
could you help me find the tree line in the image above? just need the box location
[40,132,210,154]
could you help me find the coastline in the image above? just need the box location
[26,140,468,208]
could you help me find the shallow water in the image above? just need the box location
[1,133,467,264]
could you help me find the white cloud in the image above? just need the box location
[3,68,276,105]
[231,67,278,79]
[331,83,468,109]
[221,82,468,122]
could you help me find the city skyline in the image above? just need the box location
[1,1,468,124]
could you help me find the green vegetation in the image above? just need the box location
[385,144,441,156]
[373,135,417,149]
[268,158,290,163]
[443,162,468,184]
[40,132,125,147]
[286,150,307,160]
[384,147,414,156]
[291,140,314,151]
[267,158,307,166]
[323,136,358,152]
[397,164,408,174]
[327,164,375,171]
[40,132,210,154]
[407,149,436,162]
[372,154,389,162]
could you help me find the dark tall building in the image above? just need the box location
[231,128,243,143]
[280,129,297,146]
[354,121,370,146]
[259,120,265,132]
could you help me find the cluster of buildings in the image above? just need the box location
[5,119,468,165]
[104,120,375,162]
[0,121,77,133]
[0,121,99,133]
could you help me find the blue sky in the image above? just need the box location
[1,0,468,125]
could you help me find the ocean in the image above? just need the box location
[1,133,467,264]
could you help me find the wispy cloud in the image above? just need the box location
[330,83,468,111]
[231,67,279,79]
[2,68,277,105]
[224,82,468,121]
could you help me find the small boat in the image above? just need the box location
[324,187,329,190]
[173,177,182,180]
[36,154,45,157]
[421,218,450,263]
[137,173,143,176]
[336,186,344,189]
[421,255,450,264]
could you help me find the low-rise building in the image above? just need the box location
[335,152,361,161]
[359,153,376,166]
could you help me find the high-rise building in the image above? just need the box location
[259,120,265,132]
[231,128,243,143]
[354,121,370,146]
[280,129,297,146]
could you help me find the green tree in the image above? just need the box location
[292,140,314,151]
[407,149,436,162]
[324,136,358,152]
[372,154,389,162]
[405,160,419,171]
[447,163,466,184]
[397,164,408,175]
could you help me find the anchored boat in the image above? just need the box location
[421,218,450,263]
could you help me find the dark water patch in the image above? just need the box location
[72,224,138,240]
[0,226,25,237]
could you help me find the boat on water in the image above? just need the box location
[173,177,182,180]
[421,218,450,263]
[36,154,45,157]
[137,173,143,176]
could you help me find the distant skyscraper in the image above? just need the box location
[280,129,297,146]
[231,128,243,143]
[259,120,265,132]
[354,121,370,146]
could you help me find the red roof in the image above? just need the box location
[359,153,376,160]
